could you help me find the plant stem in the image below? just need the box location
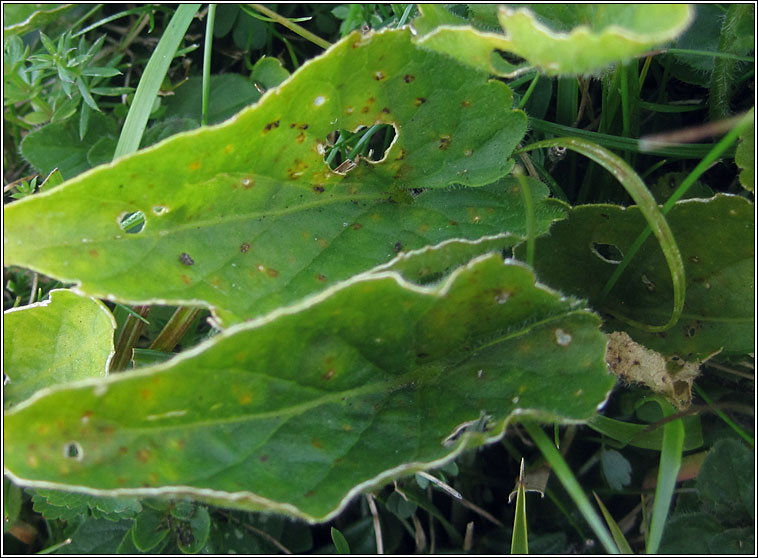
[249,4,331,50]
[201,4,216,126]
[111,305,151,371]
[149,306,203,353]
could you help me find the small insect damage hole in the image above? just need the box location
[118,211,146,234]
[590,242,624,264]
[324,124,397,173]
[63,441,83,461]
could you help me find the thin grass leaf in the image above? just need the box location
[522,421,619,554]
[515,137,685,333]
[510,458,529,554]
[646,398,684,554]
[114,4,200,159]
[599,108,754,302]
[201,4,216,127]
[593,492,634,554]
[331,526,351,554]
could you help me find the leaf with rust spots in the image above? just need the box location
[3,29,539,326]
[3,254,613,522]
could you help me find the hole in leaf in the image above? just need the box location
[590,242,623,264]
[119,211,146,234]
[324,124,396,172]
[63,441,83,461]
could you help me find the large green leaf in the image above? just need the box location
[3,254,614,522]
[3,28,537,326]
[3,289,116,409]
[415,5,694,76]
[519,195,754,359]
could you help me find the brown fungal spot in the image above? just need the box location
[403,74,415,83]
[260,455,269,462]
[313,185,325,193]
[189,160,201,171]
[415,97,427,106]
[439,135,451,150]
[305,490,316,498]
[263,120,280,133]
[89,249,99,257]
[266,268,279,278]
[242,177,254,189]
[240,242,251,253]
[367,97,375,104]
[140,389,151,400]
[461,100,471,107]
[312,438,323,449]
[361,106,370,113]
[419,223,429,232]
[449,220,458,226]
[118,446,128,455]
[395,148,407,161]
[239,393,252,405]
[181,274,191,284]
[323,368,335,380]
[180,252,194,266]
[298,124,309,130]
[136,448,151,463]
[316,273,327,282]
[224,144,234,153]
[296,132,306,143]
[381,107,390,114]
[351,223,362,230]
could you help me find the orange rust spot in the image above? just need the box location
[37,424,49,435]
[140,389,151,400]
[367,96,376,104]
[225,144,234,153]
[312,438,323,449]
[370,213,381,221]
[316,274,327,282]
[189,160,201,171]
[82,410,93,420]
[136,448,151,463]
[211,277,222,287]
[239,393,253,405]
[266,268,279,278]
[322,368,335,380]
[301,231,311,240]
[117,477,126,486]
[461,100,471,107]
[119,446,128,455]
[296,132,306,143]
[89,249,99,257]
[240,242,251,253]
[181,274,191,284]
[317,238,328,248]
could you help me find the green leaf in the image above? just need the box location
[131,506,170,552]
[19,111,119,179]
[30,488,141,522]
[331,526,351,554]
[415,5,694,76]
[3,4,75,36]
[177,505,211,554]
[697,439,754,525]
[587,414,703,452]
[736,121,754,192]
[4,28,536,326]
[521,195,755,359]
[4,254,614,521]
[600,448,632,491]
[163,74,261,126]
[3,289,115,409]
[250,56,290,90]
[3,477,23,533]
[658,512,723,554]
[58,517,133,554]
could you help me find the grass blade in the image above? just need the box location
[593,492,634,554]
[201,4,216,127]
[515,137,685,332]
[510,458,529,554]
[522,420,620,554]
[646,399,684,554]
[114,4,200,158]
